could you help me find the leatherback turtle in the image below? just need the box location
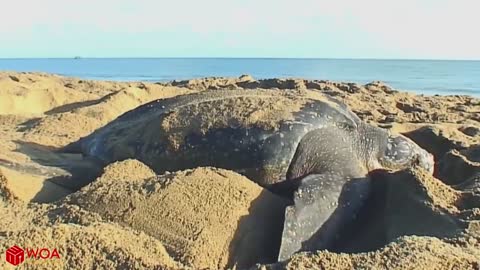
[61,89,434,259]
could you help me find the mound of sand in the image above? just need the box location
[0,72,101,116]
[0,220,181,269]
[64,162,289,269]
[94,159,156,182]
[0,72,480,269]
[0,71,195,148]
[269,236,479,270]
[0,194,180,269]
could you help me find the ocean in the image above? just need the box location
[0,58,479,96]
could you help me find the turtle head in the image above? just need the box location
[378,133,434,174]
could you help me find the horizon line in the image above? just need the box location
[0,56,480,61]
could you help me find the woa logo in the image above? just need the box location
[5,245,60,266]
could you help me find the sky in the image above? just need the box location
[1,0,479,59]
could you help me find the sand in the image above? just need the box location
[0,72,479,269]
[63,162,288,269]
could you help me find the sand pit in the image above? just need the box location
[0,72,480,269]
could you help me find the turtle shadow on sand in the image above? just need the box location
[44,98,107,115]
[227,189,288,268]
[332,168,476,254]
[263,168,466,257]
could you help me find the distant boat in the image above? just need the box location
[74,56,82,60]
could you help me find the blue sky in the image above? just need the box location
[1,0,479,59]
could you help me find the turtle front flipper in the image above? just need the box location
[278,173,371,261]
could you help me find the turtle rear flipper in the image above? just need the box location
[0,155,103,191]
[1,142,104,192]
[44,157,104,190]
[59,139,83,154]
[0,154,103,203]
[278,173,371,261]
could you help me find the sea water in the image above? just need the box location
[0,58,479,96]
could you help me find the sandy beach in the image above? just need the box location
[0,72,479,269]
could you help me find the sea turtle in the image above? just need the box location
[60,88,434,259]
